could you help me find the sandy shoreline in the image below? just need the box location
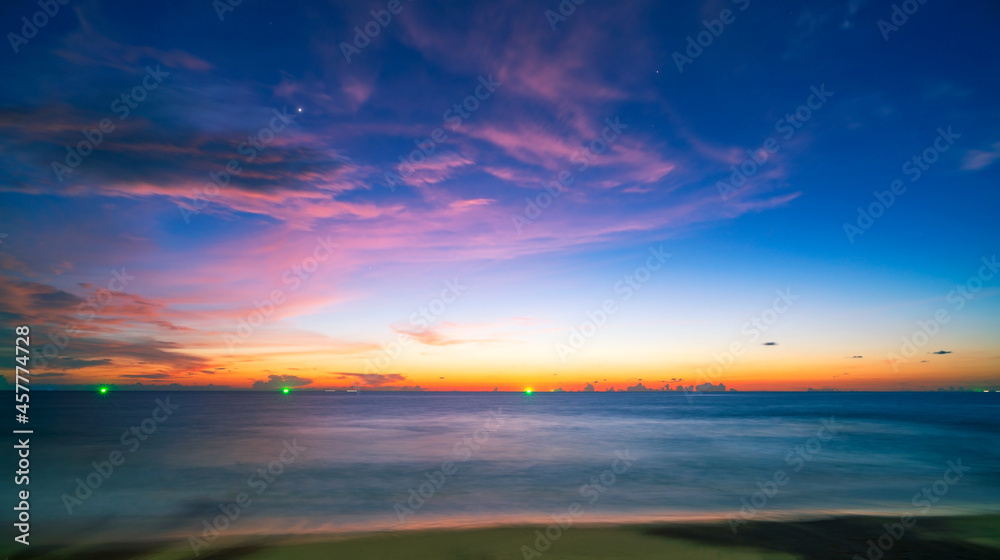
[6,514,999,559]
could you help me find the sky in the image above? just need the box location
[1,0,998,392]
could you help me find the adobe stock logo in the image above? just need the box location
[364,278,467,374]
[520,451,636,559]
[188,440,306,557]
[52,66,170,182]
[340,0,413,63]
[672,0,750,73]
[544,0,587,31]
[851,459,969,560]
[556,246,670,361]
[61,398,179,514]
[224,236,339,353]
[511,116,627,232]
[886,254,996,371]
[394,408,505,524]
[717,85,833,201]
[843,127,959,244]
[7,0,72,54]
[877,0,931,41]
[383,75,501,191]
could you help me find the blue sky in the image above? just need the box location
[1,0,998,391]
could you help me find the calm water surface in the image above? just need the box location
[12,391,1000,545]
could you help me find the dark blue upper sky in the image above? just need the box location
[1,0,998,391]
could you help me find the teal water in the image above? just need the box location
[9,391,1000,547]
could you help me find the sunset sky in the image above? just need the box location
[1,0,998,391]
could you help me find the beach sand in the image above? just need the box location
[7,515,999,559]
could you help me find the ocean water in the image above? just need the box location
[11,391,1000,546]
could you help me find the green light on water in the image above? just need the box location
[282,387,290,394]
[99,387,108,394]
[525,388,532,394]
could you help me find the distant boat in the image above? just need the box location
[346,388,359,393]
[325,389,336,392]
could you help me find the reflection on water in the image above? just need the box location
[14,391,1000,544]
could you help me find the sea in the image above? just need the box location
[10,390,1000,547]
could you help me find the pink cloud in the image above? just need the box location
[962,142,1000,170]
